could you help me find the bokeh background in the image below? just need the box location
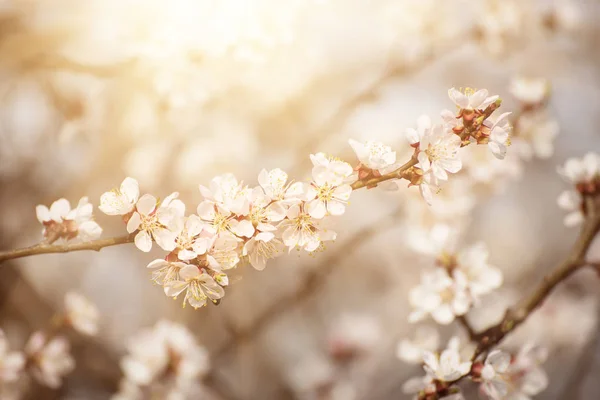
[1,0,600,398]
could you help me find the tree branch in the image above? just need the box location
[457,198,600,366]
[0,234,135,264]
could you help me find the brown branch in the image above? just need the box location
[470,206,600,359]
[350,158,418,190]
[0,234,135,264]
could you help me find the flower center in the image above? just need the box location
[316,184,335,202]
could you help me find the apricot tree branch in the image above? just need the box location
[0,234,135,264]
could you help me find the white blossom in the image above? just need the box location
[485,112,512,160]
[127,193,184,252]
[327,314,381,358]
[512,110,559,160]
[258,168,289,201]
[243,231,283,271]
[99,177,140,216]
[118,320,209,395]
[36,197,102,243]
[25,332,74,389]
[348,139,396,173]
[558,152,600,184]
[454,242,503,299]
[422,337,472,382]
[164,265,224,309]
[174,215,215,261]
[397,326,440,364]
[479,345,548,400]
[557,190,584,227]
[0,330,25,383]
[305,158,353,219]
[409,268,471,324]
[416,124,462,181]
[199,173,249,215]
[64,292,99,336]
[509,77,549,105]
[245,186,286,233]
[448,88,498,111]
[147,259,188,286]
[279,204,336,252]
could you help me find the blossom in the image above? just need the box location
[280,204,336,252]
[25,332,74,389]
[245,186,286,233]
[243,231,283,270]
[448,88,498,111]
[327,314,381,359]
[397,326,440,364]
[408,268,471,324]
[119,320,209,393]
[199,173,249,215]
[557,190,584,227]
[305,159,353,219]
[454,242,503,299]
[174,215,215,260]
[511,110,559,160]
[416,124,462,181]
[64,292,100,336]
[509,77,550,105]
[479,350,511,399]
[147,259,188,286]
[418,172,439,206]
[258,168,290,201]
[348,139,396,172]
[0,330,25,383]
[36,197,102,243]
[164,265,225,309]
[405,115,433,145]
[558,152,600,185]
[99,177,140,216]
[485,112,512,160]
[422,337,472,381]
[479,345,548,400]
[127,193,184,252]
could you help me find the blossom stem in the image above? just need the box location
[0,234,135,264]
[350,157,418,190]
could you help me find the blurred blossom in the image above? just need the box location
[25,332,75,389]
[327,313,382,361]
[115,320,209,399]
[64,291,100,336]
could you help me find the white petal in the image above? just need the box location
[326,200,346,216]
[179,264,200,280]
[487,350,510,373]
[36,205,51,223]
[153,228,177,251]
[136,194,156,216]
[469,89,489,109]
[126,212,141,233]
[50,199,71,222]
[448,88,469,109]
[147,259,168,269]
[134,230,152,252]
[120,177,140,203]
[307,199,327,219]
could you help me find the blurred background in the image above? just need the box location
[1,0,600,398]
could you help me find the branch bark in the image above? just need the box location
[470,209,600,359]
[0,234,135,264]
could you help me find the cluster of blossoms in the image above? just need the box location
[408,230,503,325]
[399,333,548,400]
[36,197,102,244]
[113,320,209,400]
[557,152,600,227]
[27,87,510,310]
[0,292,99,399]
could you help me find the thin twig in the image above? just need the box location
[0,234,135,264]
[350,158,418,190]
